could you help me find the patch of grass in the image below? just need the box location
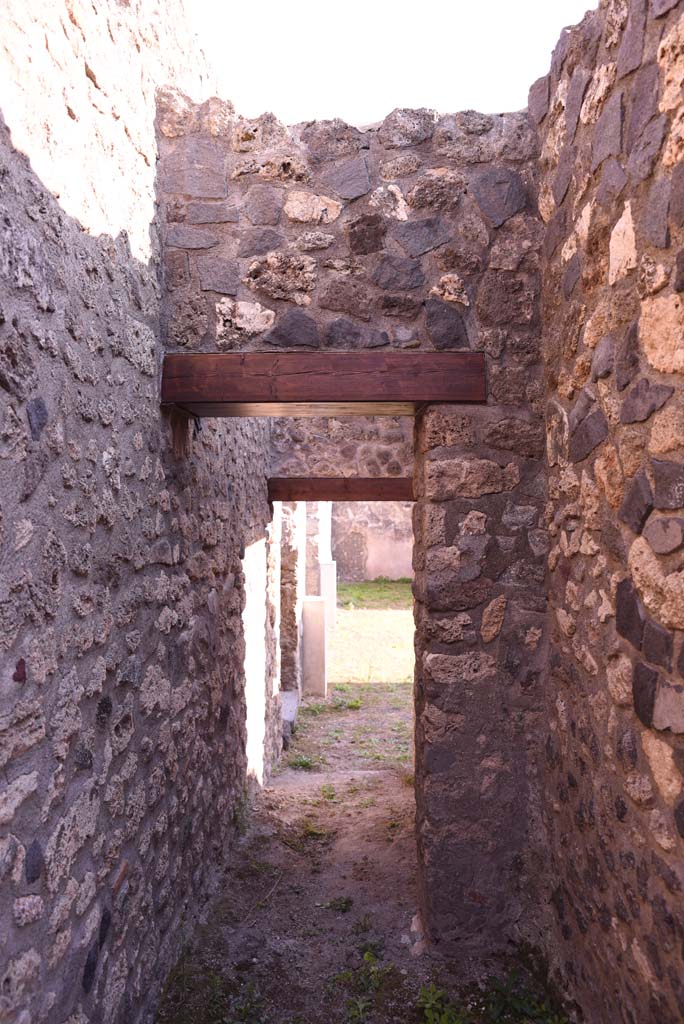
[417,983,466,1024]
[337,578,413,610]
[415,972,570,1024]
[300,696,363,715]
[300,702,328,717]
[288,753,317,770]
[321,783,337,801]
[385,818,401,841]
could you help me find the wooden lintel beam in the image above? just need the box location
[268,477,414,502]
[161,351,486,417]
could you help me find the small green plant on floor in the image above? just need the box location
[346,995,373,1023]
[352,913,373,934]
[225,981,267,1024]
[289,753,316,770]
[416,973,570,1024]
[417,983,466,1024]
[327,895,353,913]
[482,972,567,1022]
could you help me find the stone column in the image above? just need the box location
[413,404,547,954]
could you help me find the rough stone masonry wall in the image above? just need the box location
[0,5,278,1024]
[535,0,684,1020]
[159,91,548,952]
[332,500,414,582]
[157,97,539,480]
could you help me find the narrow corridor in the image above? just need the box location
[155,584,565,1024]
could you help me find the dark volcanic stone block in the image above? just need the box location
[592,91,623,171]
[618,470,654,534]
[566,68,591,140]
[633,661,659,727]
[371,255,425,290]
[166,225,218,249]
[626,64,659,152]
[616,578,645,650]
[643,619,673,671]
[325,319,388,349]
[378,294,422,318]
[325,318,362,347]
[83,942,99,994]
[528,75,550,124]
[627,115,667,183]
[591,334,614,380]
[26,398,48,441]
[25,839,44,884]
[237,228,284,257]
[543,209,568,258]
[562,253,581,298]
[620,378,673,423]
[242,186,283,226]
[568,388,595,435]
[597,158,627,208]
[644,516,684,554]
[553,146,577,207]
[641,176,671,249]
[615,322,640,391]
[617,0,646,78]
[569,407,608,462]
[652,460,684,510]
[394,217,451,257]
[674,250,684,293]
[425,298,469,350]
[265,309,320,348]
[186,201,238,224]
[675,800,684,839]
[162,137,228,198]
[671,162,684,229]
[470,167,527,227]
[197,256,239,295]
[365,328,390,348]
[652,0,679,16]
[347,214,386,254]
[321,155,370,200]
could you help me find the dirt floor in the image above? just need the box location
[155,582,568,1024]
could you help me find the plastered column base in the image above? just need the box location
[320,560,337,632]
[302,596,327,697]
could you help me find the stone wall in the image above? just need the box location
[413,403,548,952]
[332,500,414,581]
[0,5,278,1023]
[160,90,547,955]
[536,0,684,1019]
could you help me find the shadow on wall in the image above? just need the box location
[0,105,277,1024]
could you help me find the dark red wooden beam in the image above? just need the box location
[268,477,414,502]
[161,351,486,417]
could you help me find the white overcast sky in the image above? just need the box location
[190,0,596,126]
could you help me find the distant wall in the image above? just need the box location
[332,501,414,581]
[536,1,684,1019]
